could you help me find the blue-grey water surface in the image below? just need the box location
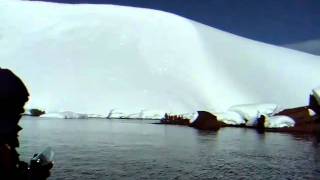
[19,116,320,179]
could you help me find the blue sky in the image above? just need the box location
[34,0,320,46]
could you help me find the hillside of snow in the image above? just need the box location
[283,39,320,56]
[1,0,320,116]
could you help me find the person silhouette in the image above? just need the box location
[0,68,52,179]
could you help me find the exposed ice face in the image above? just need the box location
[214,111,246,125]
[1,1,320,115]
[228,103,278,126]
[40,111,88,119]
[264,115,295,128]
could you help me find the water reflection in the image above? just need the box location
[18,117,320,179]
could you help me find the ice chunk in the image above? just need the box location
[264,115,295,128]
[215,111,246,125]
[308,108,316,117]
[40,113,65,119]
[62,111,88,119]
[40,111,88,119]
[229,104,278,126]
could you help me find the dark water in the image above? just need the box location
[19,116,320,180]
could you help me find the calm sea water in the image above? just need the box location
[18,116,320,180]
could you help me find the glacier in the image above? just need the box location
[1,0,320,116]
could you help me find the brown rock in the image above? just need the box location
[275,106,313,125]
[274,106,320,134]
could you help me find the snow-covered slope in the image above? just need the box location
[283,39,320,56]
[1,0,320,115]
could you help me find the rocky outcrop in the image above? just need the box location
[160,114,190,125]
[190,111,226,130]
[261,106,319,134]
[159,89,320,135]
[188,108,319,134]
[275,106,313,125]
[29,109,45,117]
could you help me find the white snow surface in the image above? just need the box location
[229,103,278,126]
[87,114,106,118]
[264,115,295,128]
[214,111,246,125]
[40,111,88,119]
[141,110,166,119]
[1,1,320,115]
[40,113,65,119]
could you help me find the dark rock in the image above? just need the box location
[160,114,190,125]
[309,95,320,117]
[275,106,313,125]
[29,109,45,117]
[273,106,320,134]
[190,111,226,130]
[256,115,266,131]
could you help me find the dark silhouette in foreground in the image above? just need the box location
[0,68,52,179]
